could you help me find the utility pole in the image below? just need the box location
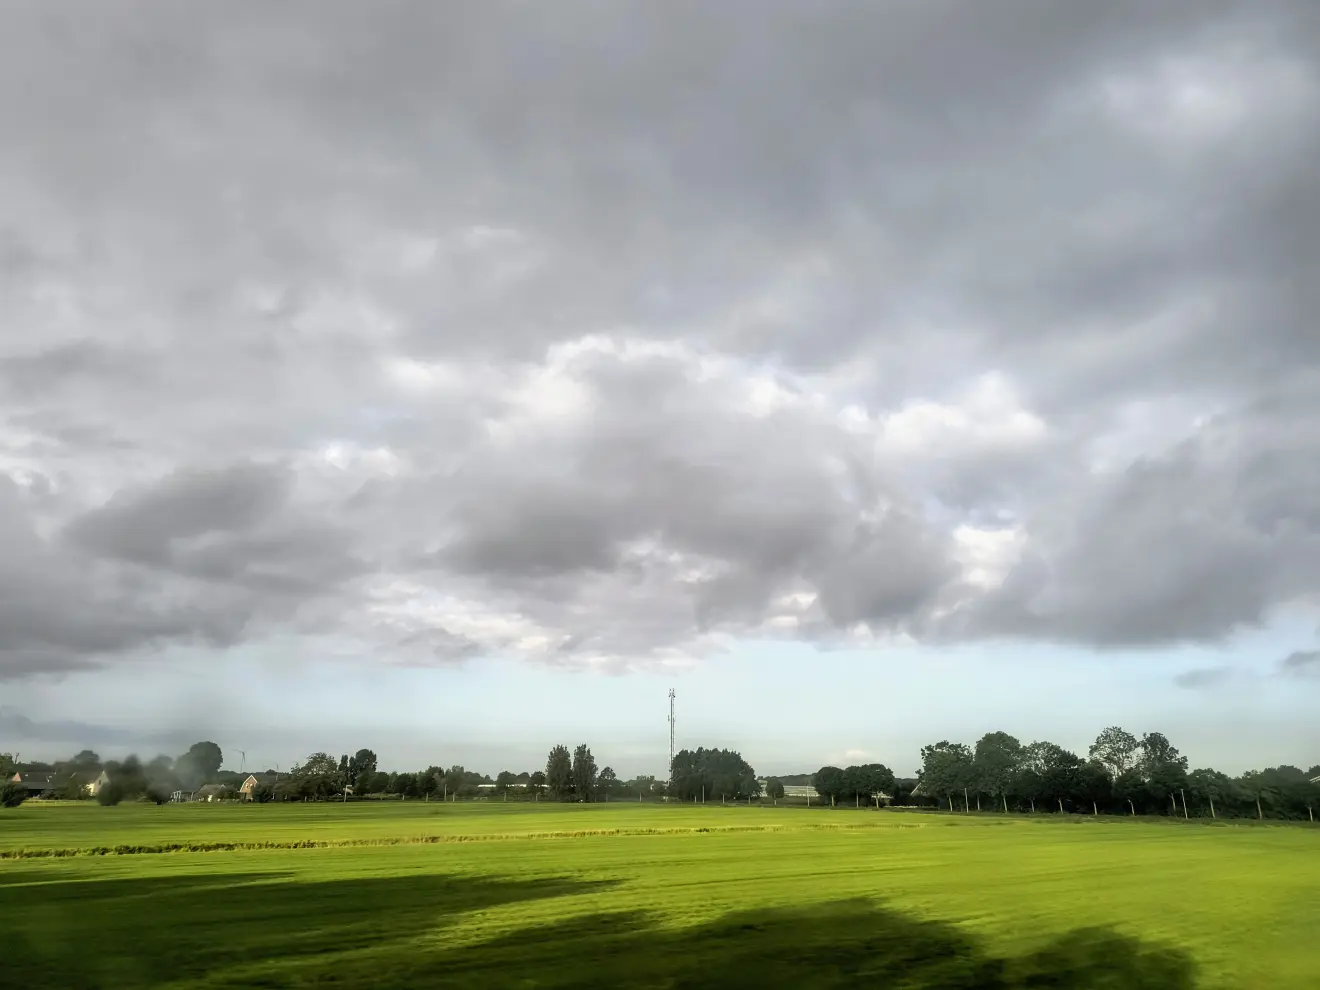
[668,688,675,769]
[668,688,675,804]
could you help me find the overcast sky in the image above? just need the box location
[2,2,1318,777]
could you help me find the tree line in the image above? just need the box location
[1,742,224,806]
[6,730,1318,819]
[909,727,1320,821]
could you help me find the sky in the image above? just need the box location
[2,1,1318,779]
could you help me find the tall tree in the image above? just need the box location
[572,744,598,801]
[598,766,618,796]
[765,777,786,800]
[814,766,846,804]
[1187,768,1239,818]
[1138,732,1189,811]
[175,741,223,790]
[389,772,416,798]
[861,764,896,802]
[669,748,758,801]
[974,732,1022,808]
[290,752,341,799]
[416,769,439,800]
[443,765,468,798]
[918,741,974,809]
[1089,727,1139,781]
[348,749,378,789]
[495,770,518,793]
[546,745,574,801]
[529,770,546,793]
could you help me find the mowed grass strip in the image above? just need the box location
[1,804,1316,988]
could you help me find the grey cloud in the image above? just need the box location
[0,478,237,677]
[0,708,180,749]
[63,463,294,564]
[1281,650,1320,675]
[1173,666,1234,690]
[961,384,1320,647]
[2,2,1319,677]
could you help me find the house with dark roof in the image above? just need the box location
[9,771,56,796]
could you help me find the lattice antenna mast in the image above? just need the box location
[668,688,676,771]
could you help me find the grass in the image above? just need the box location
[1,802,1316,988]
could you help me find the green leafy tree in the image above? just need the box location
[765,777,786,800]
[813,766,846,804]
[417,769,440,800]
[0,753,16,779]
[670,748,759,801]
[290,752,342,799]
[495,770,518,793]
[974,732,1022,809]
[598,766,619,796]
[1187,768,1239,818]
[1015,741,1084,811]
[1,779,27,808]
[362,771,391,795]
[442,765,468,798]
[572,744,598,802]
[860,764,896,802]
[918,741,974,810]
[348,749,378,790]
[546,746,574,801]
[1088,727,1139,782]
[1138,732,1189,813]
[528,770,546,793]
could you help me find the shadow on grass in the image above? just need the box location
[0,871,1199,989]
[0,871,615,989]
[370,899,1199,990]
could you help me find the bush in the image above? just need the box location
[96,781,126,806]
[0,780,28,808]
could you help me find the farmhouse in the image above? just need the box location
[9,771,56,796]
[238,774,279,800]
[82,770,111,797]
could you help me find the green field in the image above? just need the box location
[1,802,1316,988]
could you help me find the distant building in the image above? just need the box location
[782,784,819,798]
[238,774,279,800]
[83,771,111,797]
[195,783,229,802]
[9,772,56,796]
[1311,775,1320,786]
